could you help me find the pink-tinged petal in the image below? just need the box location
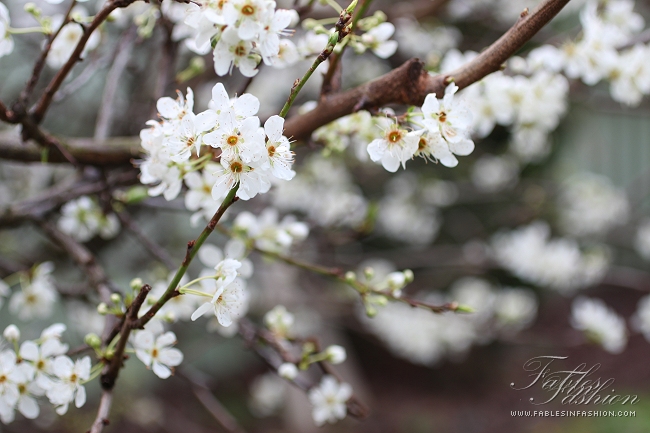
[191,302,212,321]
[158,348,183,367]
[152,361,172,379]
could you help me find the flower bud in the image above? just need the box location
[110,293,122,305]
[3,325,19,342]
[325,345,347,364]
[344,271,356,283]
[363,267,374,281]
[403,269,414,283]
[278,362,298,380]
[84,333,101,349]
[24,3,40,17]
[130,278,143,291]
[97,302,109,315]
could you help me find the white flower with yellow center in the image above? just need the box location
[133,331,184,379]
[367,124,420,172]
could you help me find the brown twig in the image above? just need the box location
[0,132,140,165]
[115,210,176,269]
[94,27,139,140]
[178,367,248,433]
[17,0,78,109]
[88,390,112,433]
[0,169,138,226]
[31,1,133,123]
[283,0,572,141]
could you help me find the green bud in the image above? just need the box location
[130,278,143,291]
[302,342,316,354]
[365,303,377,317]
[84,333,102,349]
[403,269,414,283]
[344,271,356,283]
[327,32,339,47]
[363,267,374,281]
[97,303,109,315]
[345,0,358,14]
[455,303,474,313]
[110,293,122,305]
[24,3,41,17]
[301,18,318,30]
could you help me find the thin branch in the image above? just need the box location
[31,1,133,122]
[88,390,112,433]
[100,284,151,390]
[95,27,139,140]
[17,0,78,109]
[53,50,115,103]
[178,368,248,433]
[0,132,140,165]
[0,169,138,226]
[132,186,240,329]
[283,0,572,141]
[114,210,176,269]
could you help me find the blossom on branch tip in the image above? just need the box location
[46,356,91,415]
[191,278,248,327]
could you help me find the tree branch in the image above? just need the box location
[283,0,571,141]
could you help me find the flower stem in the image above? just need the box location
[133,185,240,328]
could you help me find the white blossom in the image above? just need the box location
[325,345,346,364]
[9,262,59,320]
[264,305,294,337]
[57,196,120,242]
[47,7,100,69]
[571,297,627,354]
[360,22,398,59]
[46,356,91,415]
[367,124,421,172]
[191,278,248,326]
[0,3,14,59]
[277,363,298,380]
[308,375,352,426]
[133,330,184,379]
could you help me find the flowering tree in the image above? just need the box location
[0,0,649,431]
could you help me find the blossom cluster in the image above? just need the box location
[140,83,294,207]
[57,196,120,243]
[492,221,610,293]
[232,208,309,253]
[557,173,630,237]
[0,324,91,424]
[363,276,537,365]
[1,262,59,321]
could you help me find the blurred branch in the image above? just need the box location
[115,210,176,269]
[89,390,113,433]
[17,0,78,109]
[178,367,248,433]
[53,50,115,103]
[37,220,114,306]
[31,1,128,122]
[0,169,138,226]
[0,132,140,165]
[95,27,139,140]
[151,14,180,117]
[238,319,370,420]
[284,0,571,140]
